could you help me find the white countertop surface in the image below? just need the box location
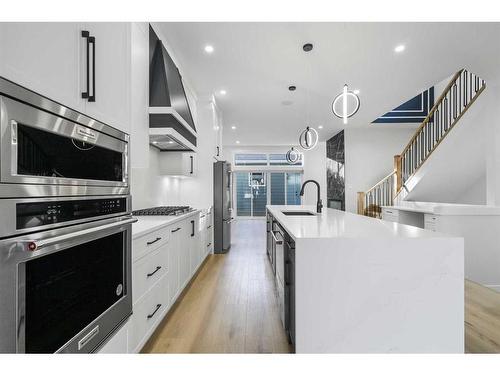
[267,205,454,240]
[381,201,500,215]
[132,209,201,239]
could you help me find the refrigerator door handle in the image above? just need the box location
[223,217,235,224]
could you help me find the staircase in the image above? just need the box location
[357,69,486,218]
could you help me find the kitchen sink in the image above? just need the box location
[281,211,316,216]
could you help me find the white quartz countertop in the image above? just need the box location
[267,205,454,240]
[381,201,500,215]
[132,209,201,239]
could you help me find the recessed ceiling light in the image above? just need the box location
[394,44,405,53]
[318,125,323,129]
[204,45,214,53]
[303,43,313,52]
[219,90,227,95]
[353,89,360,95]
[213,125,220,130]
[168,141,174,144]
[236,140,240,144]
[231,125,236,130]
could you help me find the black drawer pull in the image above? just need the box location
[200,214,206,218]
[147,266,162,277]
[146,237,161,246]
[207,242,212,247]
[147,304,162,319]
[207,225,212,229]
[171,227,181,233]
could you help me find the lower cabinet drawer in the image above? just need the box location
[424,214,438,231]
[133,227,170,262]
[130,275,169,353]
[382,208,399,223]
[132,245,168,304]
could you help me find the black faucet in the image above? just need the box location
[299,179,323,213]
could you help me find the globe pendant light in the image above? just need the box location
[298,126,319,150]
[286,146,301,164]
[332,84,360,124]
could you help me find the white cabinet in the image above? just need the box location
[381,208,399,223]
[97,319,130,354]
[167,224,182,305]
[0,23,83,112]
[179,219,192,289]
[424,214,438,232]
[0,23,131,133]
[129,274,169,353]
[127,212,208,353]
[159,152,198,177]
[81,23,131,133]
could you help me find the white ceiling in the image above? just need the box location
[157,22,500,146]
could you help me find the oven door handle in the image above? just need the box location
[27,217,138,251]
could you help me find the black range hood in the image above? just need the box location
[149,25,197,152]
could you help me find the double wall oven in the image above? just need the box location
[0,76,134,353]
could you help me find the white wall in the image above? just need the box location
[344,127,415,213]
[131,147,183,209]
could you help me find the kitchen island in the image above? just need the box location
[266,205,464,353]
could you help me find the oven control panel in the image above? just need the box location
[16,198,127,230]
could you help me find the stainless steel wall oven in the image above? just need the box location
[0,77,134,353]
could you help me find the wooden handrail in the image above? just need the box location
[400,69,464,156]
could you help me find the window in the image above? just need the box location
[234,153,267,166]
[269,153,303,166]
[234,153,303,167]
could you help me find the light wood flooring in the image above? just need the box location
[142,219,500,354]
[465,280,500,353]
[142,219,292,353]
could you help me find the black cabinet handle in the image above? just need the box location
[207,225,212,229]
[81,30,96,102]
[190,156,194,174]
[146,237,161,246]
[171,227,181,233]
[216,146,220,157]
[147,304,162,319]
[191,220,195,237]
[147,266,162,278]
[207,242,212,247]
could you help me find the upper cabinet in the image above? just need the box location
[81,23,131,133]
[0,23,131,134]
[0,23,84,112]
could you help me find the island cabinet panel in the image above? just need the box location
[266,205,464,353]
[294,237,464,353]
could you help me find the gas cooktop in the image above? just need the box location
[132,206,194,216]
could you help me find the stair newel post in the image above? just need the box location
[394,155,402,198]
[357,192,366,216]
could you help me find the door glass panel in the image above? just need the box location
[17,123,124,182]
[252,183,267,216]
[286,173,302,205]
[236,172,251,216]
[270,173,285,205]
[24,232,125,353]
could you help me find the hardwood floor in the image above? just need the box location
[465,280,500,353]
[142,219,292,353]
[141,219,500,354]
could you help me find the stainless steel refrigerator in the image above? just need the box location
[213,161,233,253]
